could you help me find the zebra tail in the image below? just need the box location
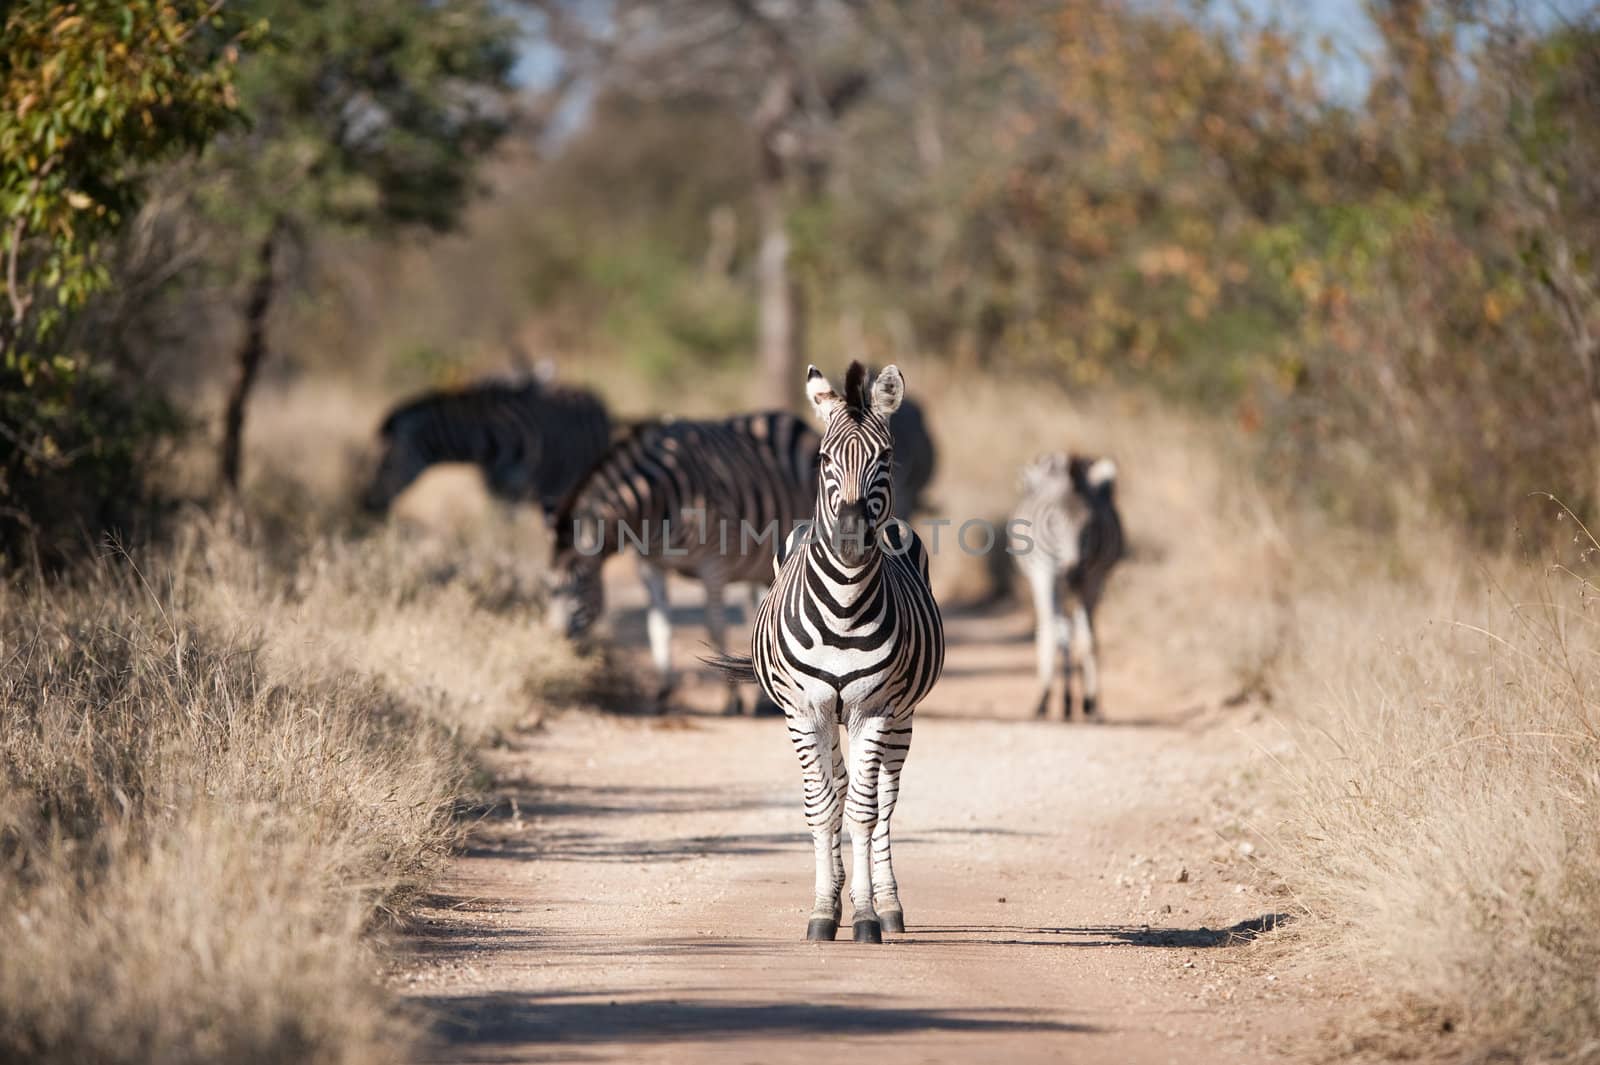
[700,651,758,684]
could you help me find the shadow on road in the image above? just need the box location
[414,991,1099,1053]
[906,914,1293,948]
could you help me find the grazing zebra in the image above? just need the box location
[545,411,819,714]
[362,379,611,517]
[886,397,937,520]
[711,362,945,944]
[1011,452,1124,721]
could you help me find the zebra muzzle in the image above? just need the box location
[834,501,875,564]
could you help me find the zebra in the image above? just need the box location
[362,378,611,517]
[1011,451,1124,721]
[710,362,945,944]
[545,410,819,714]
[885,397,937,520]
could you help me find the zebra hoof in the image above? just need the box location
[852,919,883,944]
[878,909,905,934]
[805,918,838,941]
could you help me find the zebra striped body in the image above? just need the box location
[363,379,611,517]
[724,362,944,944]
[547,411,818,713]
[1011,452,1124,720]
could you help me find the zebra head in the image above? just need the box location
[805,361,903,566]
[362,411,428,513]
[545,521,606,640]
[545,560,604,640]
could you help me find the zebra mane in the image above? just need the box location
[843,361,869,413]
[550,419,662,548]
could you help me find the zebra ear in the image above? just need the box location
[870,364,904,417]
[806,365,842,424]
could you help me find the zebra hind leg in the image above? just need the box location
[1055,605,1076,720]
[700,575,743,715]
[1072,600,1101,721]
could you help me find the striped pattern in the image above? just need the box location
[1011,452,1124,720]
[546,410,819,713]
[363,379,611,516]
[717,362,944,943]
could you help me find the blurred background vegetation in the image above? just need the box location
[4,0,1600,560]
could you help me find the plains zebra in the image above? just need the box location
[711,362,944,944]
[886,397,937,520]
[1011,452,1124,720]
[362,379,611,517]
[545,411,819,713]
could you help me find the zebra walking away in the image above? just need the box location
[546,411,819,714]
[362,378,611,517]
[1011,452,1124,720]
[711,362,944,944]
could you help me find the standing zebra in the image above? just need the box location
[1011,452,1124,720]
[545,411,819,714]
[362,378,611,517]
[712,362,944,944]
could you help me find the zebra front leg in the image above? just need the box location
[641,563,674,712]
[844,715,889,943]
[871,714,913,934]
[1026,567,1059,718]
[1072,599,1101,721]
[790,714,844,940]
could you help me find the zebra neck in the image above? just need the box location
[802,536,883,606]
[564,481,659,561]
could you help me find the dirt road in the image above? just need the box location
[398,566,1329,1064]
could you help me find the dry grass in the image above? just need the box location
[927,374,1600,1060]
[1260,520,1600,1061]
[0,498,613,1063]
[0,543,447,1063]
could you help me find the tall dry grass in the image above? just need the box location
[0,504,608,1063]
[1263,518,1600,1061]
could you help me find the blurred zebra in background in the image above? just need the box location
[546,410,819,714]
[710,362,944,943]
[362,376,611,517]
[1011,452,1124,721]
[885,397,937,520]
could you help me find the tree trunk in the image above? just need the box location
[756,68,802,408]
[218,219,282,494]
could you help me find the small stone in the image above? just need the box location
[1175,867,1189,883]
[997,896,1007,903]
